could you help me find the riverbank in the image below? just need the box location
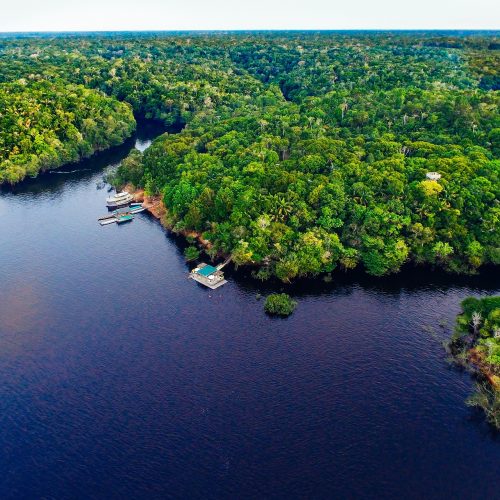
[126,184,500,289]
[467,348,500,390]
[126,185,215,252]
[448,296,500,428]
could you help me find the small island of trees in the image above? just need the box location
[264,293,297,316]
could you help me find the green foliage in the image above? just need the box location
[111,149,144,188]
[460,296,500,322]
[451,296,500,429]
[184,246,200,262]
[0,80,135,184]
[264,293,297,317]
[0,32,498,278]
[455,297,500,350]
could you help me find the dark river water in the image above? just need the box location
[0,121,499,499]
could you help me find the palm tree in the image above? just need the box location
[271,195,293,222]
[471,311,482,337]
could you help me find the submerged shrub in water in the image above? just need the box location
[264,293,297,317]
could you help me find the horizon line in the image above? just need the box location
[1,28,499,34]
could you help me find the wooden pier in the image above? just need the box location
[98,204,145,225]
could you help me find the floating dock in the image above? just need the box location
[100,218,118,226]
[189,262,228,289]
[98,203,144,225]
[99,214,134,225]
[116,214,133,224]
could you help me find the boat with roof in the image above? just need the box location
[106,191,134,208]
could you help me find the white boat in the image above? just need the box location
[106,191,134,208]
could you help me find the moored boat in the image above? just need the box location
[99,212,134,225]
[106,191,134,208]
[130,206,146,214]
[116,214,134,224]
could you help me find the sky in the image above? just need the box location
[1,0,499,32]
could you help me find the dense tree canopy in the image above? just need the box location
[0,31,498,277]
[0,80,135,183]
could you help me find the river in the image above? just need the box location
[0,121,499,499]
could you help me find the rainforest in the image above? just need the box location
[1,32,498,279]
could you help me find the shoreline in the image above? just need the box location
[467,348,500,391]
[448,295,500,429]
[127,185,500,288]
[127,185,215,253]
